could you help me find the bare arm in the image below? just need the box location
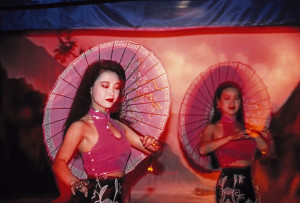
[116,120,160,154]
[199,124,230,155]
[52,121,87,198]
[199,124,249,155]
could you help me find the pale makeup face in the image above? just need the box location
[218,87,241,118]
[90,71,121,113]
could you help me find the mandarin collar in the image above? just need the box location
[89,107,110,121]
[220,115,236,123]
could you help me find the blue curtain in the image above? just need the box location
[1,0,299,31]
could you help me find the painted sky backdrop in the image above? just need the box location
[14,28,300,112]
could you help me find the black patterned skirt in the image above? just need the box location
[216,167,257,203]
[71,177,123,203]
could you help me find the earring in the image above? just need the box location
[216,101,221,109]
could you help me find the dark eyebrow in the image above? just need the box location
[100,81,121,85]
[222,94,239,97]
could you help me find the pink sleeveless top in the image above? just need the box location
[214,116,257,168]
[82,108,131,178]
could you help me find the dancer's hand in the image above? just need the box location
[71,180,89,198]
[246,129,263,139]
[141,135,160,152]
[229,130,251,140]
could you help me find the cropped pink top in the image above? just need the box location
[82,108,131,178]
[214,116,257,168]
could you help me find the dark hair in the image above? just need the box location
[211,81,245,125]
[63,60,126,135]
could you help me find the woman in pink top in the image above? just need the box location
[52,60,160,202]
[199,82,271,203]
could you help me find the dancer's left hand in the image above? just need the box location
[141,135,160,152]
[71,180,89,198]
[244,129,260,138]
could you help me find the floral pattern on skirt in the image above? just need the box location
[71,177,123,203]
[216,167,257,203]
[90,177,123,203]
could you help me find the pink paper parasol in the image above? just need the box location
[43,40,171,179]
[178,61,271,170]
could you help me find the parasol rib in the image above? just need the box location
[52,92,75,100]
[45,129,64,142]
[191,141,201,155]
[181,121,208,131]
[50,143,62,157]
[184,121,210,138]
[181,131,201,148]
[71,64,83,79]
[125,50,149,81]
[201,74,214,101]
[240,70,256,94]
[124,56,153,91]
[116,41,129,64]
[123,115,163,130]
[179,115,211,127]
[44,107,71,110]
[225,63,229,81]
[43,117,67,126]
[233,62,243,85]
[121,100,170,107]
[123,86,169,104]
[231,63,239,81]
[218,63,221,85]
[98,44,101,61]
[110,41,115,60]
[244,97,271,106]
[125,61,160,92]
[209,68,216,93]
[59,77,78,90]
[84,52,90,67]
[193,79,213,105]
[126,157,137,170]
[122,109,169,117]
[123,44,141,72]
[186,87,211,109]
[183,103,207,112]
[243,86,268,102]
[125,72,165,96]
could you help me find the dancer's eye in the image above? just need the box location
[100,82,109,88]
[114,83,121,90]
[234,96,240,100]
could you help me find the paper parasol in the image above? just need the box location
[178,61,271,170]
[43,40,171,179]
